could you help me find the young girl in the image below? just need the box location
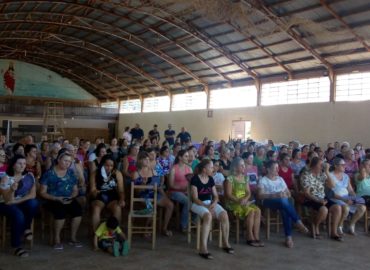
[212,160,225,196]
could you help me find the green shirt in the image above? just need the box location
[355,174,370,197]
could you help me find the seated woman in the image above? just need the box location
[242,152,259,195]
[343,149,359,181]
[40,150,83,250]
[225,157,263,247]
[168,150,193,232]
[300,157,342,240]
[187,146,200,171]
[326,157,366,235]
[90,155,125,231]
[45,142,62,171]
[203,145,216,161]
[355,159,370,206]
[190,159,233,259]
[88,143,107,177]
[122,144,140,179]
[0,155,39,257]
[65,144,86,208]
[258,160,308,248]
[0,148,8,177]
[278,153,296,194]
[24,144,41,182]
[290,149,306,177]
[132,152,174,236]
[219,147,231,177]
[156,146,172,177]
[212,160,225,197]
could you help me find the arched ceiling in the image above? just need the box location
[0,0,369,101]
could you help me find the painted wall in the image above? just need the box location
[0,60,96,101]
[118,101,370,147]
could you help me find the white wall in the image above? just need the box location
[118,101,370,147]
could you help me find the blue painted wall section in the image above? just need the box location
[0,60,96,101]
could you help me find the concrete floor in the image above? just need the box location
[1,223,369,270]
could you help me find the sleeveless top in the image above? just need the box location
[170,164,192,193]
[127,156,137,173]
[227,175,249,200]
[96,170,118,192]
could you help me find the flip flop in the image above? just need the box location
[199,253,213,260]
[246,240,260,247]
[24,231,33,241]
[14,248,29,257]
[254,240,265,247]
[222,247,235,254]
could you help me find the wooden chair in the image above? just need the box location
[0,215,34,249]
[127,183,158,250]
[0,215,6,249]
[186,175,222,250]
[265,208,282,240]
[309,209,332,238]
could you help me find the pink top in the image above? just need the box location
[170,164,192,193]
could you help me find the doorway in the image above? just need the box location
[231,120,251,140]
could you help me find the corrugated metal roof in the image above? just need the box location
[0,0,369,100]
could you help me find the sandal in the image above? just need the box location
[14,247,29,257]
[246,240,260,247]
[222,247,235,254]
[314,234,323,240]
[330,235,344,242]
[254,240,265,247]
[199,253,213,260]
[24,230,33,241]
[53,243,64,250]
[68,241,83,248]
[285,239,294,248]
[162,230,173,237]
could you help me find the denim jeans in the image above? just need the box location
[170,192,189,230]
[0,199,39,248]
[262,197,300,237]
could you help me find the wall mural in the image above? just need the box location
[0,60,96,101]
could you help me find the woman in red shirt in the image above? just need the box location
[278,153,296,194]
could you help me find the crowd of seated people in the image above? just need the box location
[1,126,370,260]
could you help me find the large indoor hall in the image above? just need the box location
[1,0,370,269]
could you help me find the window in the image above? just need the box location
[171,92,206,111]
[336,72,370,102]
[143,96,170,112]
[119,99,141,113]
[209,86,257,109]
[100,101,118,109]
[261,77,330,106]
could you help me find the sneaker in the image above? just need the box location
[53,243,64,250]
[113,241,120,257]
[121,241,129,256]
[338,226,344,235]
[69,241,83,248]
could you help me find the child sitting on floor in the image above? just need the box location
[94,216,129,257]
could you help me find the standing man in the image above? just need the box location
[130,123,144,143]
[176,127,191,145]
[148,124,160,142]
[164,124,176,146]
